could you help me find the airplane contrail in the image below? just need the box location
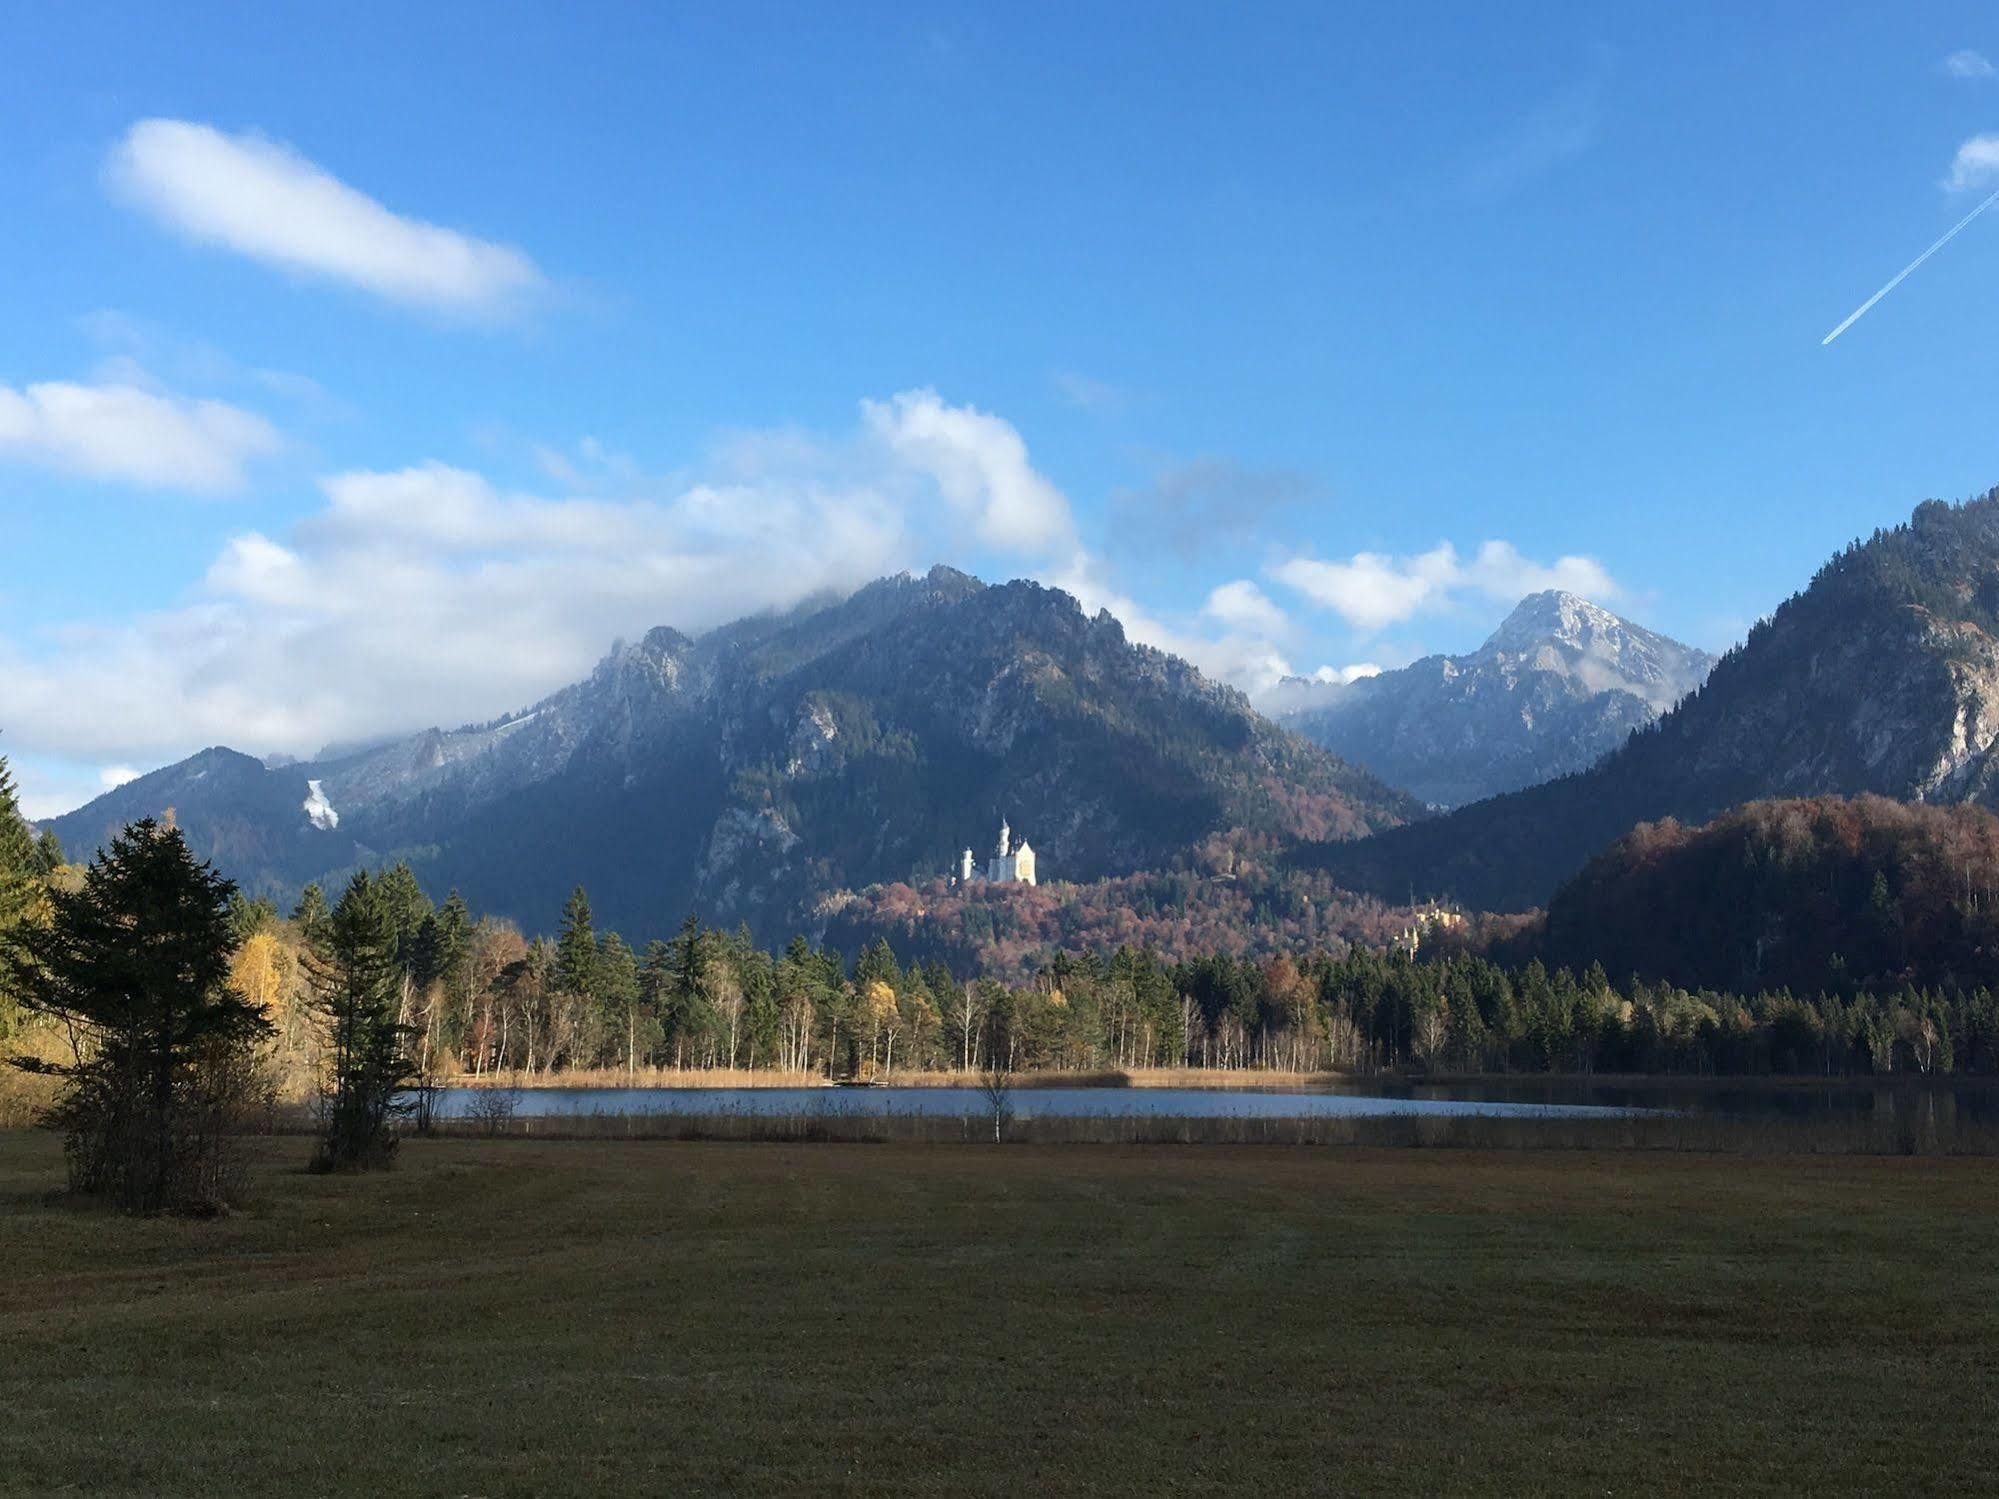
[1823,184,1999,345]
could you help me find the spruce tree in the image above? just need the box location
[5,819,269,1212]
[0,756,44,1036]
[556,886,599,1003]
[0,756,42,933]
[375,862,433,976]
[308,871,416,1170]
[291,883,331,948]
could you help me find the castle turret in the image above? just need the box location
[959,848,976,884]
[996,818,1012,858]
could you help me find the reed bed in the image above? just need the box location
[446,1065,1354,1091]
[447,1065,827,1090]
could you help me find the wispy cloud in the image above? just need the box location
[1460,53,1611,200]
[1053,372,1126,413]
[1111,455,1313,558]
[107,119,546,318]
[1271,540,1617,631]
[0,377,280,491]
[1944,49,1995,80]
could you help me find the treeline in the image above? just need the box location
[214,869,1999,1081]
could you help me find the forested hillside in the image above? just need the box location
[1527,795,1999,995]
[1306,494,1999,910]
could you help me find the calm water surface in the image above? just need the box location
[434,1084,1648,1121]
[431,1077,1999,1123]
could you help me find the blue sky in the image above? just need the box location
[9,3,1999,815]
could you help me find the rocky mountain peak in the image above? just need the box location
[1482,590,1624,655]
[1280,593,1715,807]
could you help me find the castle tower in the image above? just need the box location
[1013,840,1036,887]
[996,818,1012,858]
[959,847,976,884]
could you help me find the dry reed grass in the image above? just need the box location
[448,1065,829,1090]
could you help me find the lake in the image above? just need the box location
[433,1083,1649,1121]
[430,1076,1999,1125]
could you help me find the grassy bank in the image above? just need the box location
[2,1132,1995,1495]
[424,1104,1999,1153]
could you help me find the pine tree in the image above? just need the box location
[5,819,270,1211]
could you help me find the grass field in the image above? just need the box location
[2,1132,1995,1496]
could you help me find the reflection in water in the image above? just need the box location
[432,1085,1649,1121]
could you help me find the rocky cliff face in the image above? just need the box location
[50,566,1418,940]
[1305,493,1999,911]
[1277,591,1714,806]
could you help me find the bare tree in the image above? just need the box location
[465,1078,521,1136]
[979,1004,1014,1143]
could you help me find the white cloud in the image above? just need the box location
[1459,539,1618,603]
[0,378,280,491]
[0,391,1090,764]
[863,389,1077,552]
[107,119,545,317]
[1201,580,1290,637]
[1270,546,1460,630]
[1945,133,1999,191]
[1272,540,1617,630]
[98,765,140,790]
[1049,557,1294,697]
[1945,49,1995,79]
[1311,662,1382,685]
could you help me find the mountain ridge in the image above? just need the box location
[1276,589,1714,806]
[1302,493,1999,911]
[47,565,1420,941]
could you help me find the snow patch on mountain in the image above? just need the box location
[302,779,339,831]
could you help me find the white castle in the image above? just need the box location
[957,818,1036,887]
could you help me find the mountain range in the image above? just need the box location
[45,566,1418,941]
[1274,591,1714,806]
[1306,494,1999,911]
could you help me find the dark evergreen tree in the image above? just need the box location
[375,862,433,976]
[0,755,41,935]
[291,882,331,948]
[4,819,269,1212]
[596,930,646,1071]
[556,885,599,1003]
[308,871,417,1170]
